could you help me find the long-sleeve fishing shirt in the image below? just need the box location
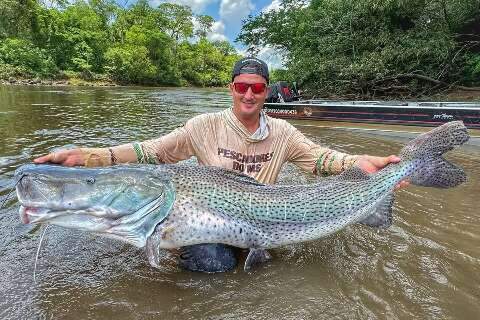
[81,108,358,184]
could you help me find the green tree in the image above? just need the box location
[157,3,194,42]
[44,1,109,73]
[212,40,237,56]
[104,45,157,84]
[195,15,214,38]
[270,69,292,83]
[0,0,40,39]
[238,0,480,97]
[0,0,240,86]
[178,38,240,87]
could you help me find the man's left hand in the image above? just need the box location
[355,155,410,190]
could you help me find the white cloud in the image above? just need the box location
[220,0,255,27]
[257,46,284,70]
[208,21,229,42]
[191,17,228,42]
[261,0,282,13]
[261,0,311,13]
[150,0,217,13]
[234,46,284,70]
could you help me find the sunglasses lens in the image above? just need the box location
[234,83,266,94]
[234,83,249,94]
[251,83,266,94]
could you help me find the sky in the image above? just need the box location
[145,0,285,68]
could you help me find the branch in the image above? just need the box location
[395,73,480,91]
[454,85,480,91]
[398,73,442,85]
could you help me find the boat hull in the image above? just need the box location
[264,101,480,129]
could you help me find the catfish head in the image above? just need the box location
[15,164,175,247]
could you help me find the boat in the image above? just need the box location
[263,99,480,129]
[263,82,480,129]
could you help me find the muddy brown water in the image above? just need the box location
[0,85,479,319]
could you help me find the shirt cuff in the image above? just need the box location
[80,148,112,167]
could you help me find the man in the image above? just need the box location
[35,57,408,272]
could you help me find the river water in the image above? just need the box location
[0,85,479,319]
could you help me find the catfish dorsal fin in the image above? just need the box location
[359,193,394,228]
[339,166,370,181]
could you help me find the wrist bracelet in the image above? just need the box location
[109,148,117,165]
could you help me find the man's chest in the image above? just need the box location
[194,132,283,177]
[215,146,275,175]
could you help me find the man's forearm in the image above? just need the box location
[80,126,195,167]
[315,150,359,175]
[81,143,143,167]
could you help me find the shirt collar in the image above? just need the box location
[223,107,270,143]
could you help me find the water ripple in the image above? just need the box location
[0,85,479,319]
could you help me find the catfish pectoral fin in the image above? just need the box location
[244,248,272,271]
[358,193,394,228]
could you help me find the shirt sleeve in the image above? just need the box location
[81,121,197,167]
[285,126,358,175]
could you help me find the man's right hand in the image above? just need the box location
[34,149,85,167]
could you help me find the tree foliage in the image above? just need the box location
[238,0,480,97]
[178,39,238,86]
[0,0,240,86]
[0,38,56,78]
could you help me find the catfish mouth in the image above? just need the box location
[18,204,99,226]
[19,205,51,224]
[15,167,59,224]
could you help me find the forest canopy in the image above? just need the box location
[2,0,479,95]
[238,0,480,97]
[0,0,240,87]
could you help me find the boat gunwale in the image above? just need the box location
[264,102,480,111]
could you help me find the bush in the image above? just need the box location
[464,54,480,85]
[0,63,29,79]
[0,38,57,78]
[270,69,293,83]
[104,45,158,84]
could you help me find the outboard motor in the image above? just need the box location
[266,81,300,103]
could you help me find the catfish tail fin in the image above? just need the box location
[399,121,469,188]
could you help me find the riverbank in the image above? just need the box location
[0,76,229,89]
[0,76,118,87]
[2,77,479,101]
[432,89,480,102]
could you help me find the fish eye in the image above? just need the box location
[86,177,96,184]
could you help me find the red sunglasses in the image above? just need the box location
[233,82,267,94]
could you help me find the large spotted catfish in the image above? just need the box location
[15,121,469,270]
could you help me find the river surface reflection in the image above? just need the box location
[0,85,479,319]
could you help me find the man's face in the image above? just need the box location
[229,73,268,118]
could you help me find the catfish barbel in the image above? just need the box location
[15,121,469,270]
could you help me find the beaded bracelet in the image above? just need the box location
[132,142,145,163]
[108,148,117,165]
[318,150,333,174]
[316,151,327,174]
[327,153,336,173]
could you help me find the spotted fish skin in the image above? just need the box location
[16,121,469,267]
[149,121,469,251]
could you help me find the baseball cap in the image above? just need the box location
[232,57,269,83]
